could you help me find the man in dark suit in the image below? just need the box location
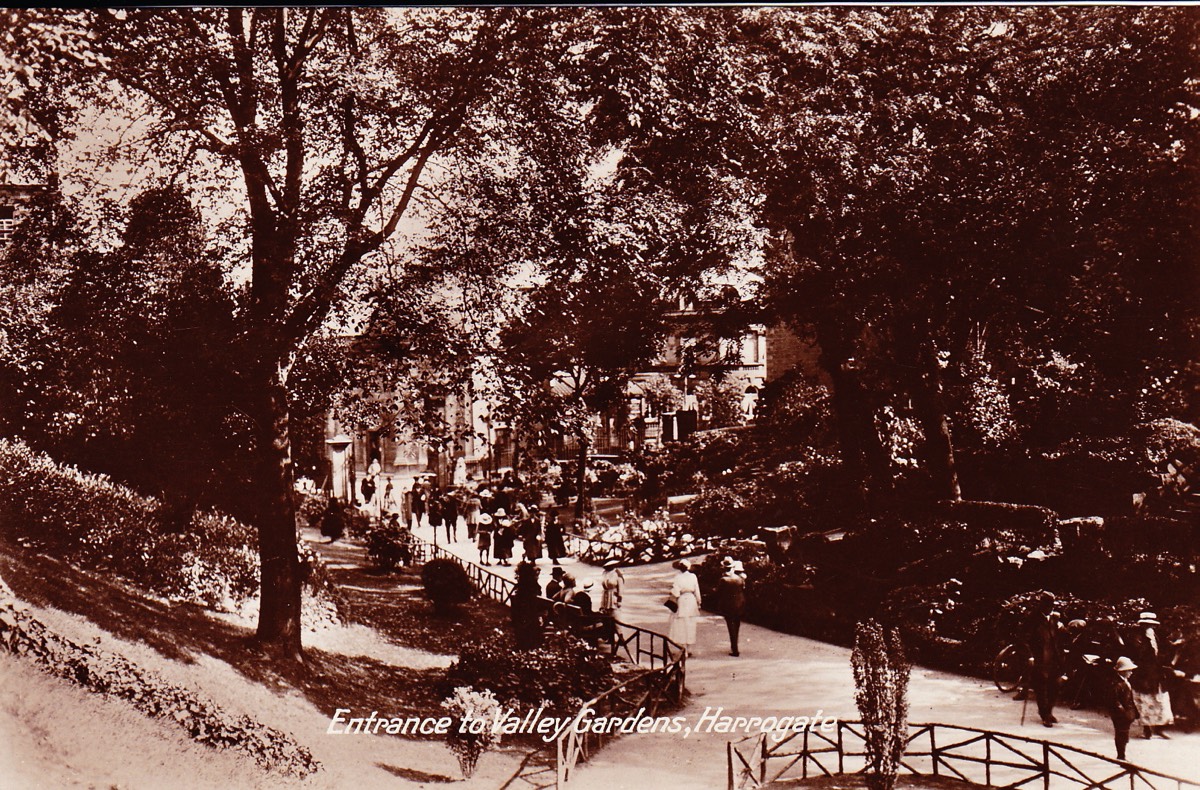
[1023,591,1064,727]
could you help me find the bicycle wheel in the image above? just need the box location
[993,644,1026,693]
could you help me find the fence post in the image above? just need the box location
[759,734,768,786]
[727,740,734,790]
[985,733,991,787]
[1043,741,1050,790]
[837,722,844,774]
[930,726,938,776]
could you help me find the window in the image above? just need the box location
[0,206,14,245]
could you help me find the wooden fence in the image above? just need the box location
[408,536,687,787]
[726,720,1200,790]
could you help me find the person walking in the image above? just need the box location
[519,510,542,563]
[464,488,482,540]
[1022,591,1063,727]
[382,476,397,515]
[494,514,516,566]
[718,558,747,657]
[428,493,444,544]
[1111,656,1140,760]
[545,508,567,566]
[1130,612,1174,738]
[411,481,427,528]
[443,489,460,543]
[476,513,493,565]
[667,559,701,657]
[599,559,624,616]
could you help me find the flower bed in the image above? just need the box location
[570,509,719,565]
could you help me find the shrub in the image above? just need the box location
[443,630,613,715]
[852,620,910,790]
[0,438,342,621]
[421,558,475,613]
[0,582,321,777]
[686,485,753,538]
[442,686,502,778]
[0,439,259,610]
[362,520,411,572]
[511,561,544,649]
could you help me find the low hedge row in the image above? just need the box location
[0,578,321,777]
[0,438,343,620]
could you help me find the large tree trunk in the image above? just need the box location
[815,320,894,509]
[911,343,962,502]
[250,359,304,661]
[894,322,962,503]
[574,433,590,522]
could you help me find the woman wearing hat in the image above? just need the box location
[599,559,625,616]
[476,512,493,565]
[1130,612,1174,738]
[667,559,702,657]
[1111,656,1139,760]
[494,516,516,566]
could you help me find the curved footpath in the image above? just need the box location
[407,522,1200,788]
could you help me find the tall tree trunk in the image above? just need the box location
[815,320,893,509]
[574,433,590,522]
[895,321,962,502]
[911,342,962,502]
[250,359,304,661]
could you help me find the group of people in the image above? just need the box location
[519,559,625,646]
[473,503,568,567]
[1020,592,1196,761]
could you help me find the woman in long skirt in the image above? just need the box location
[476,513,493,565]
[668,559,701,657]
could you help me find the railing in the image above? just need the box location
[726,720,1200,790]
[556,648,687,787]
[563,530,724,567]
[410,539,517,603]
[408,535,688,787]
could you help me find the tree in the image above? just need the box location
[17,187,245,526]
[746,7,1200,505]
[3,8,593,658]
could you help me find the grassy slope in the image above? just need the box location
[0,533,535,789]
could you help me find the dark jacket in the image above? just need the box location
[719,573,746,618]
[1110,674,1139,725]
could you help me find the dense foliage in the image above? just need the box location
[443,629,614,716]
[421,558,475,613]
[0,438,342,620]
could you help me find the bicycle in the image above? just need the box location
[992,642,1033,694]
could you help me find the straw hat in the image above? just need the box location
[1138,612,1160,625]
[477,513,493,526]
[1115,656,1138,673]
[494,507,507,517]
[581,579,594,590]
[604,559,621,568]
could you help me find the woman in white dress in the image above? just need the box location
[668,559,701,656]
